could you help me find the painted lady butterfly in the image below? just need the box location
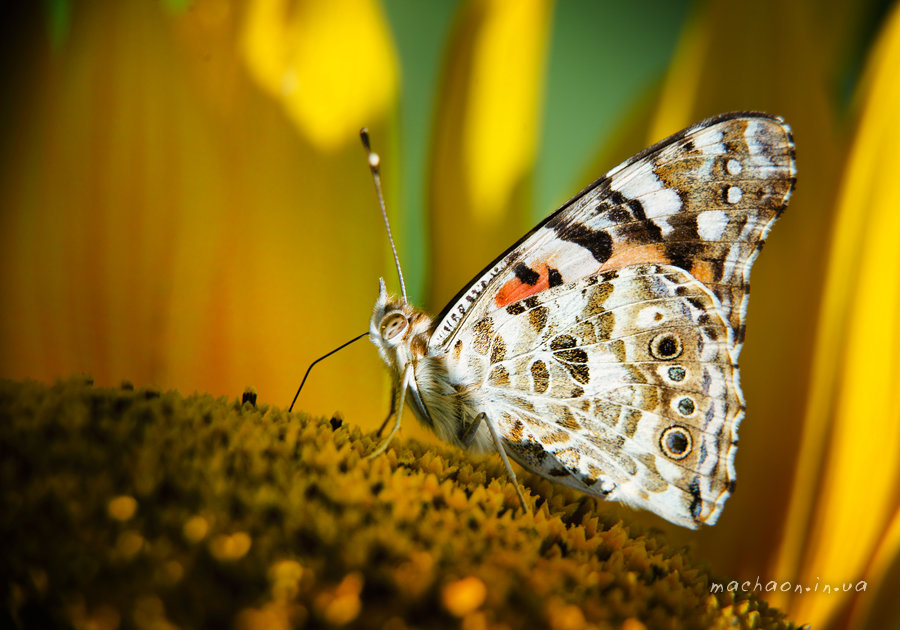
[367,112,796,529]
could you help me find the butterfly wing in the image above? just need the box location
[430,112,795,527]
[431,112,796,358]
[449,264,741,529]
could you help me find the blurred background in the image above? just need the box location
[1,1,898,628]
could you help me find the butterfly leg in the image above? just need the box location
[367,364,411,460]
[457,412,482,447]
[375,383,398,437]
[477,412,530,514]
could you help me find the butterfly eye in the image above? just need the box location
[660,426,692,460]
[380,312,409,341]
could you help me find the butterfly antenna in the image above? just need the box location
[360,128,408,303]
[288,331,369,413]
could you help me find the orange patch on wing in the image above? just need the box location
[494,264,551,307]
[687,259,716,284]
[599,244,668,272]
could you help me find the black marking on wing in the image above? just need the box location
[664,213,702,271]
[688,477,703,520]
[665,243,703,271]
[548,267,563,288]
[610,190,647,222]
[514,263,540,285]
[608,190,667,244]
[506,302,526,316]
[554,222,613,263]
[628,198,647,221]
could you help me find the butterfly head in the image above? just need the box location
[370,278,432,367]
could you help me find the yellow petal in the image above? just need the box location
[429,0,554,308]
[0,1,388,425]
[241,0,399,150]
[461,0,552,222]
[647,4,709,144]
[847,505,900,629]
[780,4,900,625]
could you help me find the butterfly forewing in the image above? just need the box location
[431,112,796,358]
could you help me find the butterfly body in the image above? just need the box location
[369,112,795,529]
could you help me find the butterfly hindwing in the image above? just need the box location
[431,112,796,358]
[445,264,740,528]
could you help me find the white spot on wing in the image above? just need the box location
[727,186,743,204]
[697,210,728,241]
[744,119,775,167]
[690,127,725,153]
[654,216,674,237]
[705,369,727,398]
[611,167,681,219]
[636,306,665,328]
[726,159,742,175]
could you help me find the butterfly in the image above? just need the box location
[366,112,796,529]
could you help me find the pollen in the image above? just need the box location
[183,515,210,543]
[442,576,487,617]
[210,532,252,561]
[107,495,137,521]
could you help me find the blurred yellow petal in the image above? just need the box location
[0,1,387,424]
[849,505,900,629]
[241,0,399,150]
[647,4,709,143]
[463,0,552,221]
[0,1,198,387]
[779,4,900,625]
[429,0,553,308]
